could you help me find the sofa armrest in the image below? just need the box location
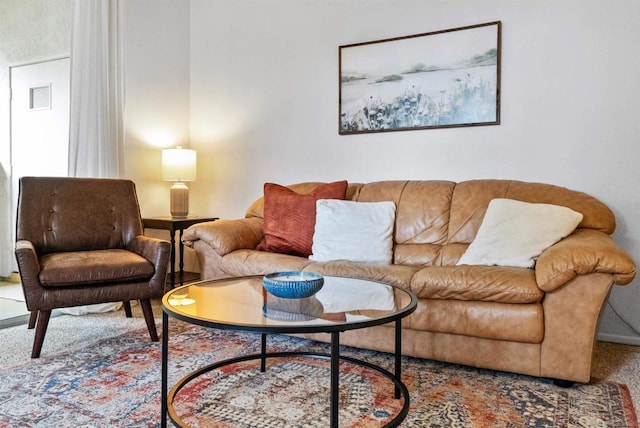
[182,218,264,257]
[535,229,636,292]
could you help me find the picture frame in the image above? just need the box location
[339,21,501,135]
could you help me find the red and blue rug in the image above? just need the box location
[0,320,636,427]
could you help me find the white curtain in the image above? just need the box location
[68,0,125,178]
[64,0,125,314]
[0,168,10,277]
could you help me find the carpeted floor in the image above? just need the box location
[592,341,640,412]
[0,301,638,427]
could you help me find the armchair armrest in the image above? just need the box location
[127,235,171,292]
[15,239,41,277]
[535,229,637,292]
[182,218,264,257]
[128,235,171,266]
[15,240,43,308]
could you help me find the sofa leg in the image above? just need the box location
[123,301,132,318]
[553,379,576,388]
[28,311,38,329]
[140,299,158,342]
[31,309,52,358]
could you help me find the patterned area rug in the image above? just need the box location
[0,320,636,427]
[173,355,406,427]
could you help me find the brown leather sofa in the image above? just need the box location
[182,180,636,383]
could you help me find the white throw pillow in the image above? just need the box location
[310,199,396,264]
[456,198,583,268]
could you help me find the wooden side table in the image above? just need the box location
[142,216,218,288]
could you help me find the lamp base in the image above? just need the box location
[170,182,189,217]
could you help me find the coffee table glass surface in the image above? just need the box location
[161,274,417,428]
[163,274,415,332]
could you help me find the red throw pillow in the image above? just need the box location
[257,181,348,257]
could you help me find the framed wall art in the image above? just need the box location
[339,21,501,135]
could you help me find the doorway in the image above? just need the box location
[9,57,70,271]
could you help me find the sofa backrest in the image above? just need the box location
[245,179,615,266]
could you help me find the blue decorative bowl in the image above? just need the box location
[262,271,324,299]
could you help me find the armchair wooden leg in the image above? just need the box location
[140,299,158,342]
[28,311,38,329]
[32,309,52,358]
[123,301,132,318]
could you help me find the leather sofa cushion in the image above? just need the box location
[219,250,421,289]
[393,243,468,266]
[303,260,420,289]
[382,181,455,245]
[39,249,155,287]
[447,180,616,245]
[221,249,313,277]
[411,265,543,304]
[408,299,544,343]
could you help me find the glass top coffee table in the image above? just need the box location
[161,274,417,427]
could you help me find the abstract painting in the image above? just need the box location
[339,21,501,134]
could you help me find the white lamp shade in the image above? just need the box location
[162,147,197,181]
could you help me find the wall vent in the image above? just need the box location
[30,84,51,110]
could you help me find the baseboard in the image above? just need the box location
[0,272,20,283]
[0,313,31,330]
[0,309,64,330]
[597,333,640,346]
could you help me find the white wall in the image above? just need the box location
[0,0,194,274]
[4,0,637,342]
[0,0,72,276]
[187,0,640,343]
[123,0,191,217]
[122,0,194,269]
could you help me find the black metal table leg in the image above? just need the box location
[178,229,186,286]
[261,333,267,372]
[395,319,402,399]
[161,312,169,428]
[330,331,340,428]
[168,228,176,288]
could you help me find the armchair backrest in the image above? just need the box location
[16,177,145,255]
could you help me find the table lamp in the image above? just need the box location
[162,146,197,217]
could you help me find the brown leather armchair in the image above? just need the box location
[14,177,171,358]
